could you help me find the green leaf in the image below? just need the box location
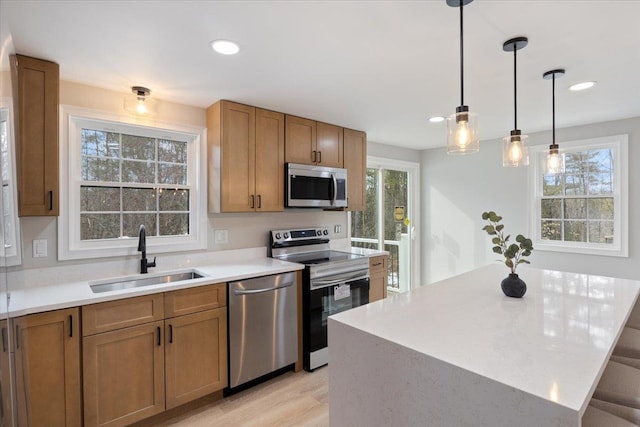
[522,250,531,256]
[492,246,503,254]
[509,244,519,253]
[482,212,489,220]
[492,237,501,244]
[516,235,525,243]
[518,260,531,264]
[505,259,514,268]
[496,216,502,222]
[496,224,504,232]
[504,234,510,242]
[488,212,499,222]
[485,225,495,234]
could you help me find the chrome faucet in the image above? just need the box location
[137,224,156,274]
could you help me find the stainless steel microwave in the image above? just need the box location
[286,163,347,208]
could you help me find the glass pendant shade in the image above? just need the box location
[502,131,529,167]
[545,144,565,174]
[446,108,479,154]
[124,86,156,116]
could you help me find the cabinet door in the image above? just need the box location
[344,128,367,211]
[316,122,343,168]
[11,54,59,216]
[0,321,13,427]
[369,255,388,303]
[165,308,227,409]
[221,101,256,212]
[14,308,81,427]
[255,108,285,212]
[285,115,316,165]
[83,321,165,427]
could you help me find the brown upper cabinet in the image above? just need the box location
[285,115,344,168]
[207,100,285,213]
[344,128,367,211]
[10,54,60,216]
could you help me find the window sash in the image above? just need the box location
[528,135,628,257]
[59,106,207,260]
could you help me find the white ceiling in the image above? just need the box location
[3,1,640,150]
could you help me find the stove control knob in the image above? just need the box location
[316,230,322,236]
[283,232,289,239]
[275,233,282,240]
[323,229,329,235]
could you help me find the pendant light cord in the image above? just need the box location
[459,3,464,106]
[513,49,517,130]
[552,74,556,144]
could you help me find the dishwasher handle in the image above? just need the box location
[233,281,294,296]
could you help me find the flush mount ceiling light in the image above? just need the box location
[210,39,240,55]
[569,81,596,91]
[124,86,156,116]
[446,0,479,155]
[543,69,566,174]
[502,36,529,167]
[429,116,445,123]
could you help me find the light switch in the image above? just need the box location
[335,225,342,234]
[215,229,229,244]
[33,239,48,258]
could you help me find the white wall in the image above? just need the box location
[421,116,640,285]
[15,81,348,270]
[368,141,421,163]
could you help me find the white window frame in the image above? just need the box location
[0,97,22,266]
[59,105,207,260]
[528,134,628,258]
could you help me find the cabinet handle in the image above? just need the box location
[372,262,383,267]
[49,190,53,210]
[1,328,6,352]
[257,195,262,209]
[250,195,255,208]
[169,324,173,344]
[157,326,161,346]
[69,315,73,337]
[15,325,19,349]
[318,151,322,163]
[312,150,317,162]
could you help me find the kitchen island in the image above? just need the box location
[328,265,640,427]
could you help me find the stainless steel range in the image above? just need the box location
[270,227,369,371]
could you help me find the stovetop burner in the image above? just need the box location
[276,250,364,266]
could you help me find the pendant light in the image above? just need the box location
[502,37,529,167]
[446,0,479,155]
[543,69,565,174]
[124,86,155,116]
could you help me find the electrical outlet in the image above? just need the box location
[215,229,229,244]
[33,239,48,258]
[334,225,342,234]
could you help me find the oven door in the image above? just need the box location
[306,270,369,370]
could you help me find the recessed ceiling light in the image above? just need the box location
[429,116,445,123]
[569,81,596,91]
[211,40,240,55]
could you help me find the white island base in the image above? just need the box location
[328,265,640,427]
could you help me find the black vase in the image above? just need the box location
[501,273,527,298]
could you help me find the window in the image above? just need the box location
[0,100,21,266]
[529,135,628,257]
[59,106,207,260]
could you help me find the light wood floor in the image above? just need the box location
[152,368,328,427]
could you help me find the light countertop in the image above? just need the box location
[6,247,303,317]
[330,264,640,419]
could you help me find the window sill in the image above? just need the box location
[534,240,628,258]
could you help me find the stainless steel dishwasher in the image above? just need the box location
[228,272,298,389]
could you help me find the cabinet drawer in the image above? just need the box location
[164,283,226,318]
[369,255,387,273]
[82,294,164,336]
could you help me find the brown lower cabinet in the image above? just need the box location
[14,308,81,427]
[83,283,227,427]
[165,308,227,409]
[369,255,389,303]
[1,320,14,427]
[83,321,165,427]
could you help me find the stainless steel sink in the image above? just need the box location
[90,271,206,293]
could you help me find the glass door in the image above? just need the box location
[350,158,419,294]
